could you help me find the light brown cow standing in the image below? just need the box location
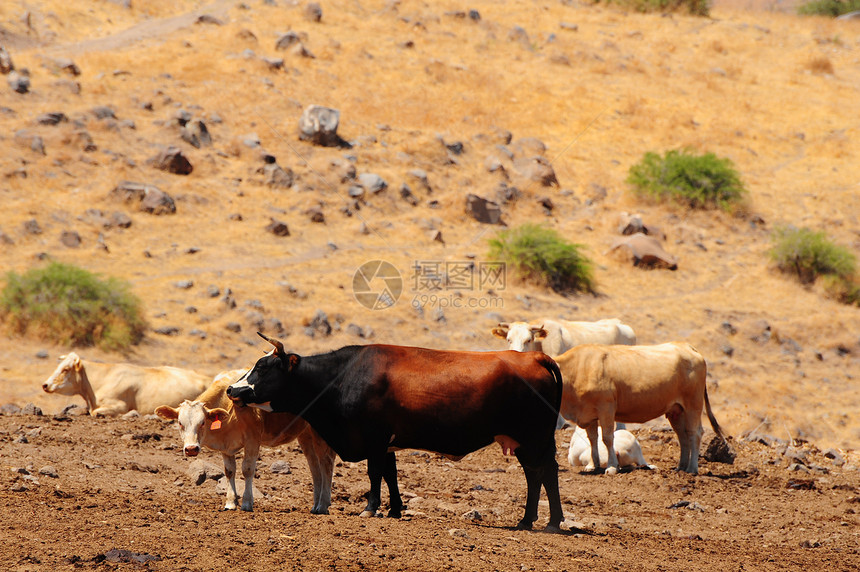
[156,371,336,513]
[555,342,726,475]
[42,352,210,416]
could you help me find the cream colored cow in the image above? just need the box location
[42,352,210,417]
[492,318,636,356]
[555,342,727,475]
[156,372,336,514]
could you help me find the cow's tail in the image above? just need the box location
[538,355,564,415]
[704,385,728,443]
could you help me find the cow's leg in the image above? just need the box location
[599,413,619,475]
[297,431,334,515]
[516,464,541,530]
[90,398,128,417]
[685,414,705,475]
[360,453,384,517]
[382,452,403,518]
[222,453,239,511]
[666,404,691,472]
[583,421,601,473]
[539,452,564,532]
[240,442,260,511]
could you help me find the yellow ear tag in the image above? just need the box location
[210,417,222,430]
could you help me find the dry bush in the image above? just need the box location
[806,56,834,75]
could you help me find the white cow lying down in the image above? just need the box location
[42,352,210,416]
[492,318,636,356]
[156,370,336,514]
[567,425,656,471]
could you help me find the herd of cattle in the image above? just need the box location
[40,317,728,532]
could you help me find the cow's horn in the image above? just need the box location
[498,322,509,329]
[257,332,285,355]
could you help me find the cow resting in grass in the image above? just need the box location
[567,425,656,471]
[156,370,336,513]
[227,333,565,532]
[42,352,210,416]
[555,342,727,475]
[492,318,636,356]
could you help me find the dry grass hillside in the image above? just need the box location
[0,0,858,452]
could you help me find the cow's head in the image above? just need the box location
[226,332,300,412]
[155,400,228,457]
[42,353,85,395]
[491,321,548,352]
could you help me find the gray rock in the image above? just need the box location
[60,230,82,248]
[358,173,387,194]
[0,404,21,415]
[187,460,224,485]
[275,31,307,50]
[110,181,176,215]
[226,322,242,333]
[21,403,42,416]
[23,219,42,235]
[306,206,325,223]
[149,146,193,175]
[270,460,292,474]
[90,106,116,120]
[265,218,290,237]
[206,285,221,298]
[175,280,194,289]
[0,46,13,74]
[261,163,294,188]
[8,72,30,94]
[305,2,323,21]
[154,326,180,336]
[703,436,736,464]
[37,112,67,125]
[823,448,845,466]
[308,310,332,336]
[298,105,342,147]
[39,466,59,478]
[465,194,503,224]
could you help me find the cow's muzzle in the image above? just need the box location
[184,445,200,457]
[225,385,252,406]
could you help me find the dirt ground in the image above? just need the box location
[1,409,857,571]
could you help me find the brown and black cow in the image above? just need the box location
[227,333,565,532]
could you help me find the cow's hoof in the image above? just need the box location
[387,508,402,519]
[311,507,330,515]
[544,524,563,534]
[515,520,534,531]
[240,505,253,512]
[605,466,618,476]
[359,510,377,518]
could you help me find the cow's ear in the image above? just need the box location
[533,327,548,340]
[73,356,83,371]
[491,325,509,338]
[205,407,229,421]
[287,354,300,370]
[155,405,178,420]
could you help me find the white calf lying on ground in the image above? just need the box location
[567,425,656,471]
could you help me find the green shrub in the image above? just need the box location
[597,0,710,16]
[489,224,595,294]
[627,149,747,212]
[769,226,856,285]
[0,262,147,350]
[798,0,860,16]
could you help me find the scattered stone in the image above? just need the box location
[175,280,194,289]
[275,31,307,51]
[226,322,242,333]
[21,403,43,416]
[187,460,224,485]
[260,163,294,188]
[703,436,736,464]
[307,310,332,337]
[149,146,193,175]
[37,112,67,125]
[0,46,13,74]
[720,321,738,336]
[35,350,49,359]
[358,173,387,194]
[306,206,325,223]
[8,72,30,94]
[23,219,42,235]
[465,194,503,224]
[110,181,176,215]
[266,218,290,237]
[514,156,558,187]
[0,404,22,415]
[270,460,292,474]
[206,285,221,298]
[823,449,845,466]
[38,466,59,478]
[90,106,116,120]
[305,2,323,22]
[195,14,223,25]
[461,509,482,521]
[784,446,809,466]
[181,120,212,148]
[154,326,180,336]
[400,184,419,205]
[60,230,82,248]
[298,105,343,147]
[607,233,678,270]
